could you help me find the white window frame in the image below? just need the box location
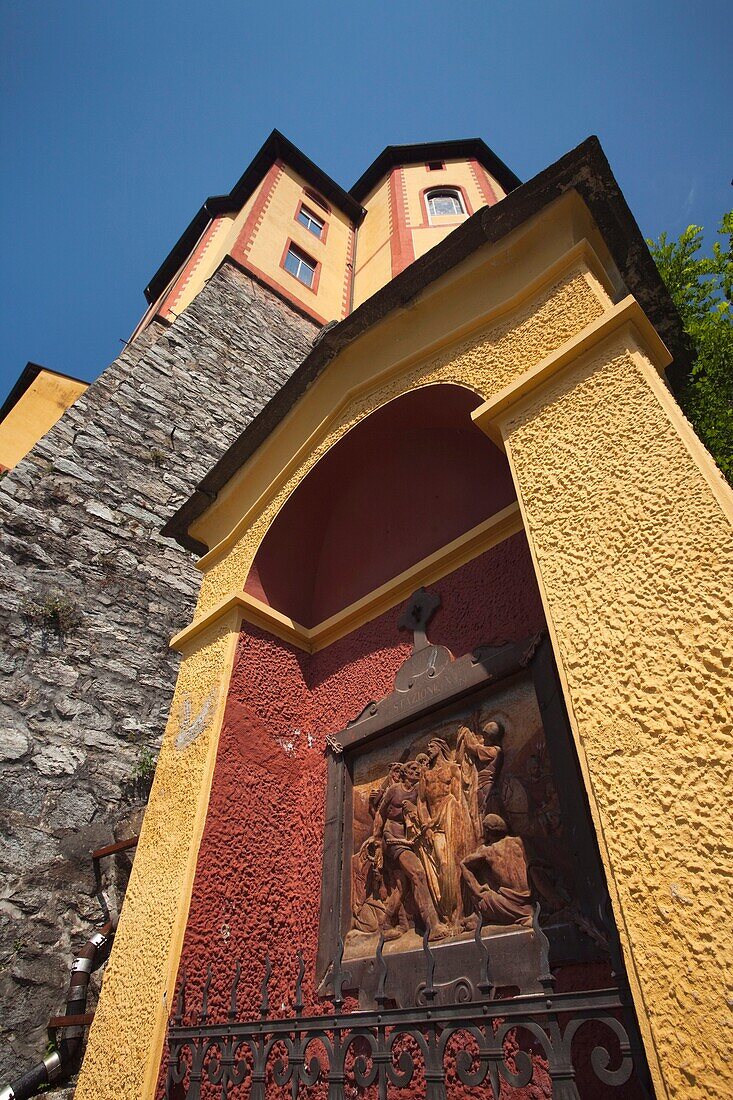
[426,188,465,222]
[297,205,325,239]
[284,244,317,289]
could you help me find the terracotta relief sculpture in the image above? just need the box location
[349,703,563,951]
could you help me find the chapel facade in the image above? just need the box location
[1,131,731,1100]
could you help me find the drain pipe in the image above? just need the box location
[0,918,114,1100]
[0,835,138,1100]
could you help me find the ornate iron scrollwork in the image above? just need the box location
[166,931,643,1100]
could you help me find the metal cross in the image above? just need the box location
[398,587,441,652]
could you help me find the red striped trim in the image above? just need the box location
[159,215,223,320]
[341,223,356,317]
[230,160,284,266]
[469,158,499,206]
[388,167,414,277]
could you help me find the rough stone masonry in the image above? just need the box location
[0,262,317,1082]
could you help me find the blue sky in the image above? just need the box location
[1,1,730,402]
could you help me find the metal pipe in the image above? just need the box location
[0,920,113,1099]
[0,833,138,1099]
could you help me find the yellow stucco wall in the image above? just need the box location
[151,156,508,329]
[498,333,733,1100]
[75,607,243,1100]
[78,191,732,1100]
[158,163,354,327]
[195,262,606,612]
[163,211,239,321]
[352,157,507,307]
[352,174,392,309]
[403,158,500,226]
[0,370,88,469]
[192,198,613,602]
[244,164,353,322]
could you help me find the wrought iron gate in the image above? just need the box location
[166,918,650,1099]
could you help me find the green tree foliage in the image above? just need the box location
[648,211,733,484]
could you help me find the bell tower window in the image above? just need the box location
[426,189,465,219]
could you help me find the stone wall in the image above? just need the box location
[0,262,317,1083]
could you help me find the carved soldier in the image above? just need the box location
[370,760,451,941]
[503,753,561,836]
[457,719,505,837]
[460,814,533,927]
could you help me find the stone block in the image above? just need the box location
[32,743,85,776]
[0,724,30,761]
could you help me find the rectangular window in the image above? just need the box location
[284,244,317,288]
[296,205,325,239]
[427,160,445,171]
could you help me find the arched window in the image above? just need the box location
[426,188,465,219]
[303,186,331,214]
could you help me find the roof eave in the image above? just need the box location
[349,137,522,202]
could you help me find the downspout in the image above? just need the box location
[348,219,359,315]
[0,920,114,1100]
[0,835,138,1100]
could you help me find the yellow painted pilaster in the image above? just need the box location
[75,608,243,1100]
[481,325,733,1099]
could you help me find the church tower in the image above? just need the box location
[134,131,519,333]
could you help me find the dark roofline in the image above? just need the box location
[0,362,87,425]
[162,136,690,555]
[349,138,522,202]
[144,130,366,306]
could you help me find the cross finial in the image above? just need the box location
[398,588,440,652]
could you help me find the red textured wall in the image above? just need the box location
[157,533,562,1097]
[245,385,516,626]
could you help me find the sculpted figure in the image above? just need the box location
[413,751,429,776]
[370,760,450,941]
[524,755,561,835]
[503,754,561,837]
[460,814,533,927]
[417,738,475,926]
[368,762,404,818]
[457,719,505,838]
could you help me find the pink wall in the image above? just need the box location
[245,386,517,626]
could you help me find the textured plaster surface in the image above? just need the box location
[502,336,733,1099]
[155,535,550,1098]
[197,265,607,610]
[75,612,241,1100]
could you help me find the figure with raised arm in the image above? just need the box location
[457,718,505,838]
[417,738,475,926]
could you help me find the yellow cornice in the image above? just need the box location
[171,502,523,655]
[471,295,673,448]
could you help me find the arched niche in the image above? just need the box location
[244,384,517,627]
